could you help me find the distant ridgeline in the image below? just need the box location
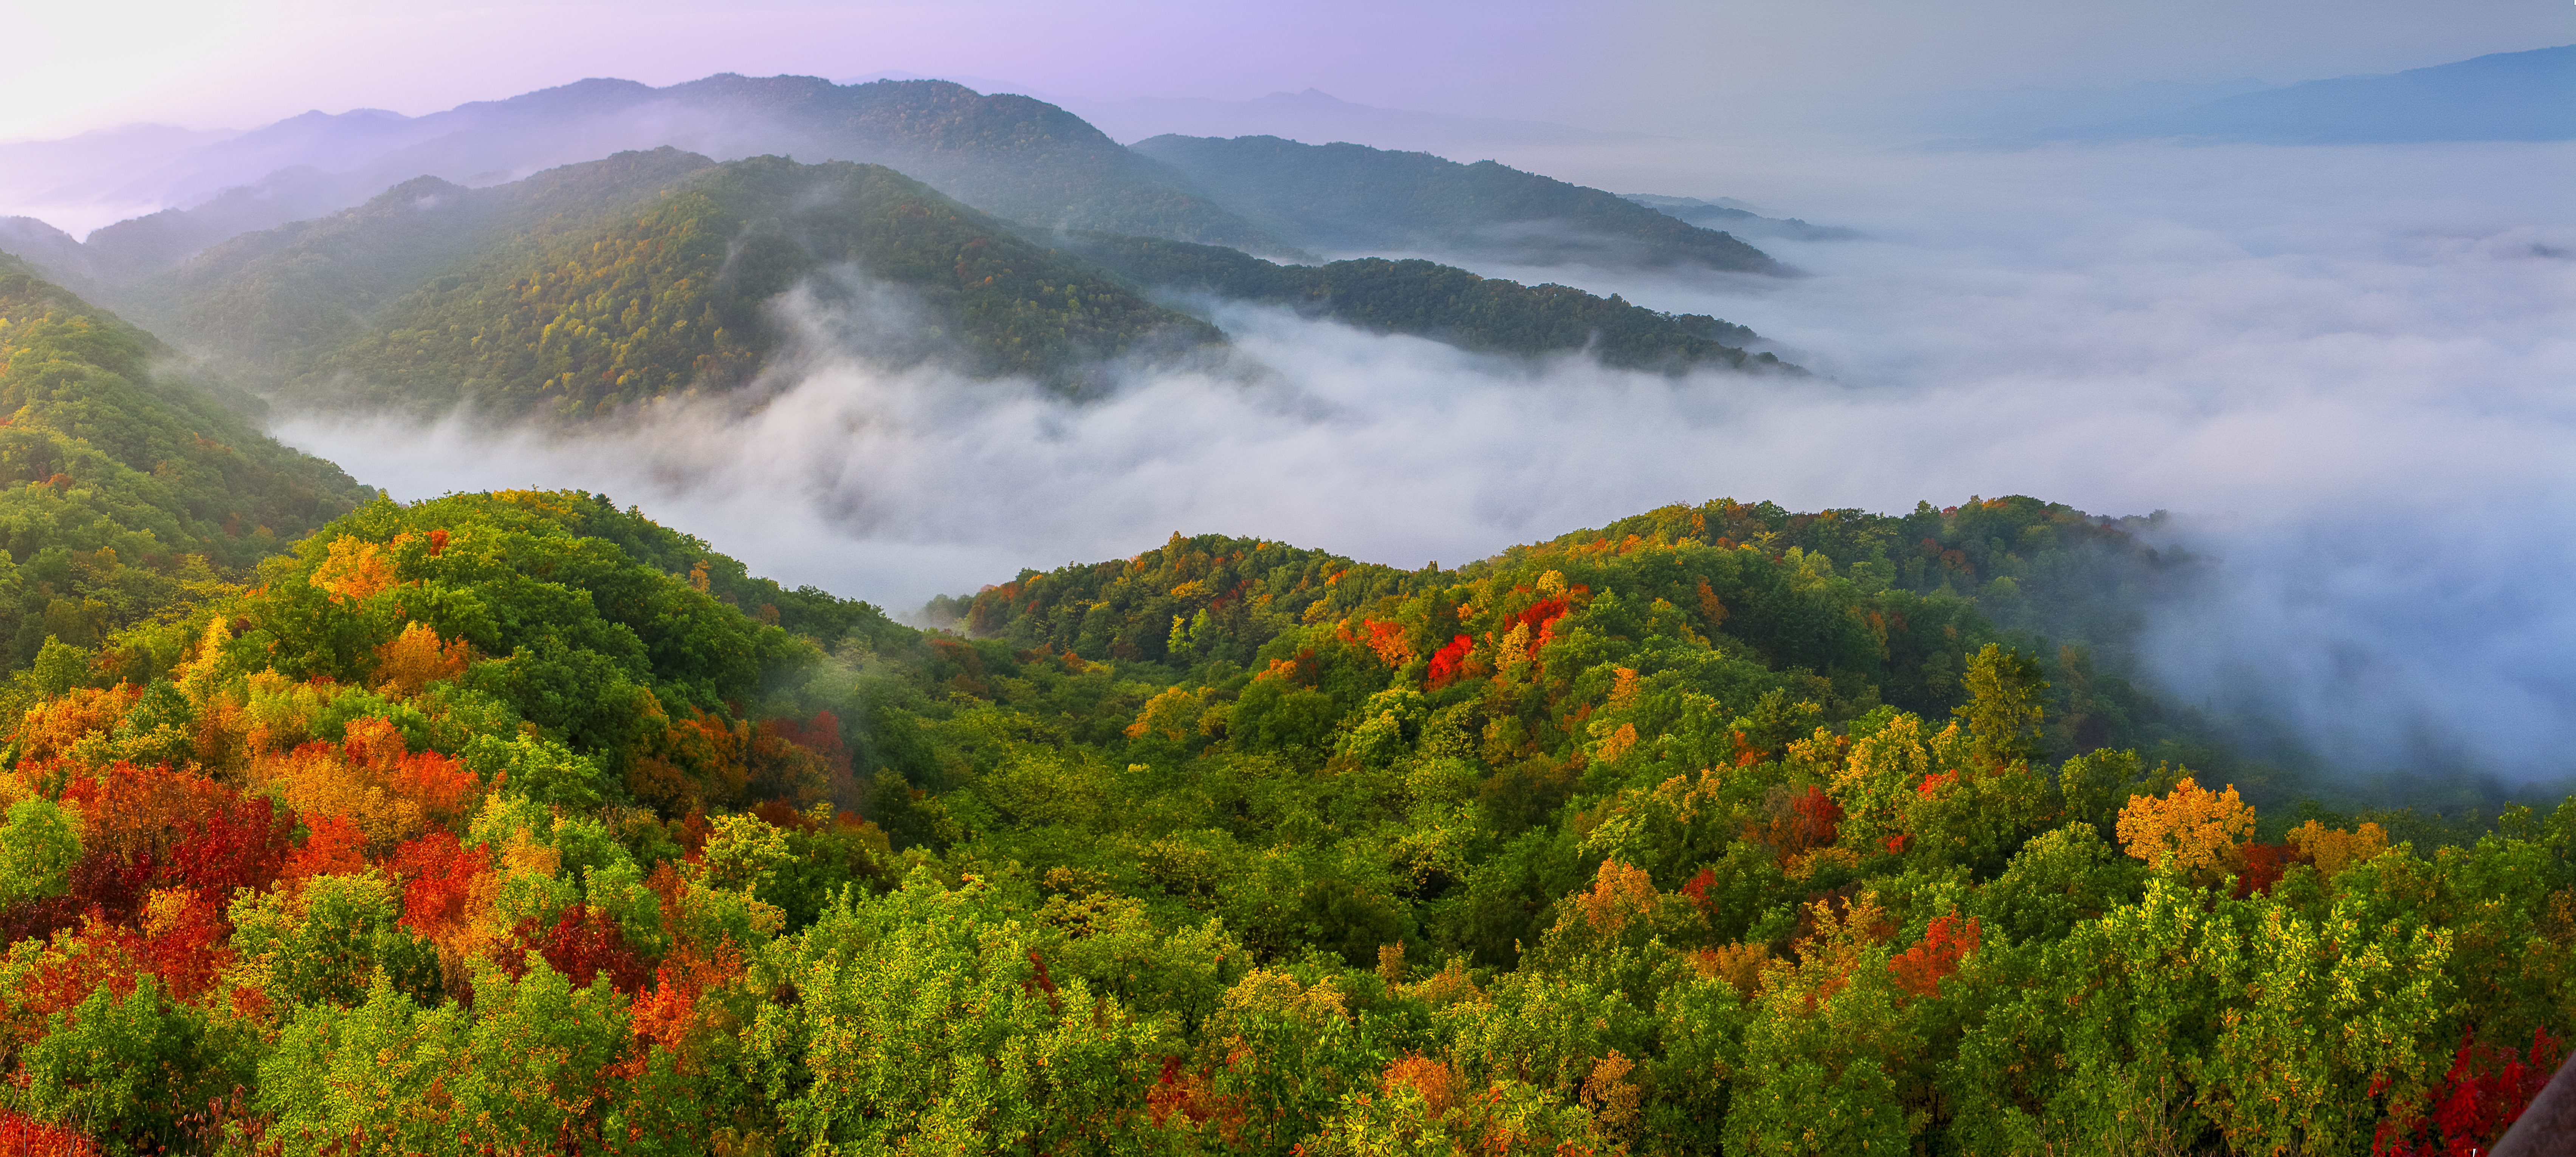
[0,76,1292,288]
[118,150,1222,415]
[5,77,1799,289]
[0,74,1819,421]
[0,482,2558,1155]
[86,150,1796,422]
[1069,232,1788,373]
[1132,134,1786,272]
[0,253,369,668]
[1618,194,1865,243]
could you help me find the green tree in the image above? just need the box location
[0,796,83,906]
[1953,643,2048,767]
[747,870,1161,1153]
[21,976,257,1155]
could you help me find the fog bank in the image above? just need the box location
[278,139,2576,781]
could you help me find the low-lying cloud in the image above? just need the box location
[277,139,2576,784]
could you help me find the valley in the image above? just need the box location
[0,53,2568,1157]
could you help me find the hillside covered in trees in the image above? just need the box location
[112,150,1223,414]
[1069,233,1786,373]
[67,150,1810,423]
[2,76,1292,289]
[1131,135,1786,272]
[0,474,2562,1154]
[0,253,369,672]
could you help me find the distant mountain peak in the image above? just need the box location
[1993,43,2576,146]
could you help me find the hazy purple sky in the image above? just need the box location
[4,0,2565,140]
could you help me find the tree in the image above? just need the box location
[0,798,83,907]
[20,976,255,1155]
[2115,777,2254,877]
[1952,643,2048,768]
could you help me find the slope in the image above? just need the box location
[1130,134,1784,271]
[12,75,1289,285]
[0,251,371,669]
[1619,194,1862,243]
[0,482,2559,1154]
[122,150,1224,417]
[1067,232,1788,373]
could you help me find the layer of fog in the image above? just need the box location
[278,139,2576,783]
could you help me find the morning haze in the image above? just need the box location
[0,3,2568,1152]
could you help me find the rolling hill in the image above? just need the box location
[1619,194,1863,243]
[0,472,2551,1153]
[2026,44,2576,144]
[1067,232,1789,373]
[6,76,1291,285]
[1130,134,1785,272]
[118,150,1222,415]
[0,251,371,668]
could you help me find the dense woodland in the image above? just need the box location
[33,148,1813,424]
[0,475,2562,1155]
[117,151,1219,414]
[0,76,1290,291]
[0,89,2562,1154]
[1069,234,1784,373]
[0,254,369,669]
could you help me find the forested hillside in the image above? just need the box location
[106,152,1806,423]
[122,151,1222,415]
[5,76,1289,288]
[0,253,369,671]
[1069,233,1787,373]
[0,482,2561,1155]
[1130,135,1785,272]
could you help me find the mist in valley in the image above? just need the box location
[267,135,2576,788]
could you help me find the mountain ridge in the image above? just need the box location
[1984,44,2576,146]
[116,150,1225,417]
[1132,133,1784,272]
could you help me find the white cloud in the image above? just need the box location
[278,138,2576,780]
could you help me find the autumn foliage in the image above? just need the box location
[1887,912,1980,998]
[2115,775,2255,874]
[0,484,2562,1157]
[2375,1027,2565,1156]
[0,1108,101,1157]
[1425,633,1475,689]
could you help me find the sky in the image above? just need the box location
[2,0,2568,141]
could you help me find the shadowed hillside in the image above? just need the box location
[1132,134,1785,272]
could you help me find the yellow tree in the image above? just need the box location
[2115,777,2253,876]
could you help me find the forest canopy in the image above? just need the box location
[0,480,2561,1156]
[0,254,369,671]
[117,151,1221,415]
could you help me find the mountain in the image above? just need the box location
[1,477,2554,1153]
[1065,87,1651,152]
[0,250,371,669]
[1068,232,1789,373]
[2029,45,2576,144]
[0,218,95,296]
[1843,77,2276,140]
[6,76,1289,284]
[0,123,241,232]
[9,76,1788,291]
[1619,194,1862,243]
[118,150,1222,415]
[1131,134,1784,271]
